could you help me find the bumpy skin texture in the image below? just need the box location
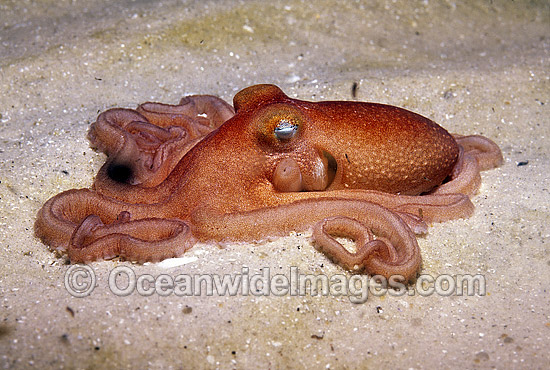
[35,84,503,281]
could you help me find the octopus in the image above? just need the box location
[35,84,502,281]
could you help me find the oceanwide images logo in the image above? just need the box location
[64,265,486,303]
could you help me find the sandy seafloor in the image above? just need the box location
[0,0,549,369]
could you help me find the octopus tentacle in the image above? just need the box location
[190,198,421,280]
[136,95,234,138]
[88,108,191,188]
[68,214,194,263]
[176,94,235,129]
[36,189,115,250]
[430,147,481,196]
[90,95,234,187]
[89,95,235,201]
[273,190,475,224]
[453,134,503,170]
[34,189,182,253]
[430,135,502,197]
[87,109,146,157]
[393,211,428,234]
[312,216,419,280]
[390,193,474,223]
[89,95,233,156]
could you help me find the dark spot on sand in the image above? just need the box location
[351,82,358,98]
[66,306,75,317]
[0,324,13,338]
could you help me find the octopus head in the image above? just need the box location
[233,85,336,193]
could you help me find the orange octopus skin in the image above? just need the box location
[35,84,503,281]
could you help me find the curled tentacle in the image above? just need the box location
[430,146,481,197]
[89,95,234,189]
[453,134,503,170]
[87,109,146,157]
[36,189,120,250]
[177,94,235,129]
[69,213,194,263]
[190,198,421,280]
[89,95,235,201]
[89,108,192,188]
[312,216,419,280]
[430,135,502,197]
[136,94,234,137]
[35,189,192,262]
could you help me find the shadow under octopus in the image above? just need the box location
[35,84,503,281]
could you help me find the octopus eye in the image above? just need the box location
[274,119,298,140]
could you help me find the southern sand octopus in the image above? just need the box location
[35,84,502,281]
